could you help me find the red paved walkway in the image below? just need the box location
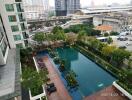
[43,56,72,100]
[84,86,129,100]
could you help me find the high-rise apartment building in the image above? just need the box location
[0,15,9,65]
[55,0,80,16]
[23,0,49,19]
[0,14,21,100]
[55,0,67,16]
[67,0,80,14]
[0,0,29,48]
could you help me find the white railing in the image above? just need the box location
[33,57,39,72]
[29,85,47,100]
[28,57,47,100]
[113,81,132,100]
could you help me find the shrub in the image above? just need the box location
[104,33,109,37]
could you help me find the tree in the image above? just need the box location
[104,32,109,37]
[66,33,77,45]
[33,32,46,44]
[52,26,63,34]
[107,37,113,44]
[102,46,116,57]
[111,49,131,66]
[52,26,67,41]
[110,31,119,36]
[124,70,132,83]
[22,67,48,96]
[56,29,67,41]
[89,38,100,50]
[77,30,87,41]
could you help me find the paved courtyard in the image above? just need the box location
[43,55,72,100]
[84,86,129,100]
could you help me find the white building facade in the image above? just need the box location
[0,0,29,48]
[23,0,49,19]
[0,15,9,65]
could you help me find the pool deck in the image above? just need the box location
[42,55,72,100]
[84,85,129,100]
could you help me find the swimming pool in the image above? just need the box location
[55,47,116,99]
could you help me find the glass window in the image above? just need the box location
[13,34,21,41]
[5,4,14,11]
[8,15,17,22]
[16,43,23,48]
[11,25,19,32]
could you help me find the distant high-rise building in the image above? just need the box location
[0,0,29,48]
[23,0,49,19]
[55,0,80,16]
[67,0,80,14]
[55,0,67,16]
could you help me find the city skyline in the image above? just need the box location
[49,0,131,7]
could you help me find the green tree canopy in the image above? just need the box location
[52,26,63,34]
[107,37,113,44]
[22,67,48,95]
[104,32,109,37]
[77,30,87,41]
[52,26,67,41]
[111,49,131,66]
[102,46,116,57]
[33,32,46,44]
[110,31,119,36]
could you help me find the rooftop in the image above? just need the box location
[94,25,113,31]
[0,49,21,100]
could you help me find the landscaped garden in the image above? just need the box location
[20,47,48,98]
[21,23,132,99]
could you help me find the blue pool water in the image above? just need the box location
[38,47,116,100]
[56,47,116,99]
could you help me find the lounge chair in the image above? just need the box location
[46,83,54,87]
[47,86,57,94]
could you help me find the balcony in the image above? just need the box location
[21,23,27,31]
[18,14,25,22]
[22,32,29,39]
[16,3,24,12]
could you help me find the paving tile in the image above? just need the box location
[43,56,72,100]
[84,86,129,100]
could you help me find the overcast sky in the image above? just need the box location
[49,0,131,7]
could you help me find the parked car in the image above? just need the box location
[118,37,128,41]
[119,46,126,49]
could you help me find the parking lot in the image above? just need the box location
[113,35,132,51]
